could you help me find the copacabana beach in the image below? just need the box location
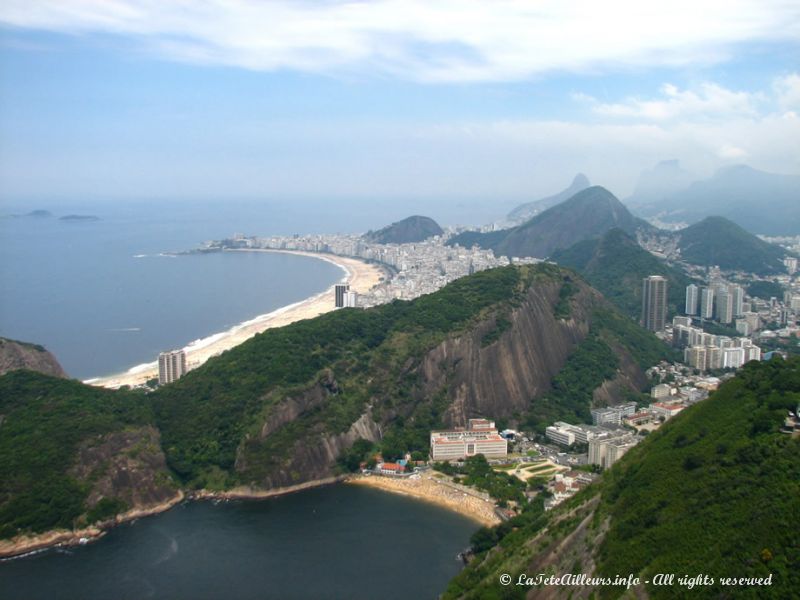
[86,250,384,389]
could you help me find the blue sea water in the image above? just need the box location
[0,197,506,379]
[0,484,477,600]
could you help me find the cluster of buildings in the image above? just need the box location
[544,418,641,469]
[429,419,508,461]
[334,283,358,308]
[544,470,597,511]
[684,283,748,327]
[208,232,538,307]
[672,316,762,370]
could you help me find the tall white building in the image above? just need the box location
[700,287,715,319]
[685,284,699,315]
[731,286,745,317]
[716,291,733,324]
[158,349,187,385]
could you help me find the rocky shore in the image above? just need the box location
[0,491,185,560]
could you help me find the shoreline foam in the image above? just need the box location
[85,249,383,389]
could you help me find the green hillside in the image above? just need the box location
[445,357,800,599]
[0,264,671,539]
[450,186,649,259]
[363,215,444,244]
[552,228,695,319]
[0,373,152,537]
[678,216,788,275]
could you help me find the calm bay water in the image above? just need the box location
[0,197,506,379]
[0,485,476,600]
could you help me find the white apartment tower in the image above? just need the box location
[685,284,699,316]
[700,287,715,319]
[158,349,187,385]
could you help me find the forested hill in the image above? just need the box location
[445,357,800,599]
[449,186,649,259]
[363,215,444,244]
[552,228,695,320]
[677,216,790,275]
[0,264,671,542]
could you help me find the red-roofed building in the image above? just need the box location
[378,462,405,475]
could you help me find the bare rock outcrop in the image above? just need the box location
[0,337,67,378]
[71,426,178,514]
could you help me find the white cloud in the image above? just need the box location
[1,0,798,81]
[774,73,800,111]
[588,82,764,120]
[717,144,749,160]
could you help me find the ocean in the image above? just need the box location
[0,197,510,380]
[0,484,476,600]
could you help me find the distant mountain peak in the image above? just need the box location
[677,215,788,274]
[507,173,592,223]
[631,163,800,235]
[364,215,443,244]
[452,185,648,259]
[572,173,590,187]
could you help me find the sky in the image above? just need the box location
[1,1,799,204]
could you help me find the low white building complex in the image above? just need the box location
[430,419,508,461]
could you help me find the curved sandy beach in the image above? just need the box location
[86,250,384,389]
[348,473,501,527]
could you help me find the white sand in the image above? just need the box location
[85,250,384,389]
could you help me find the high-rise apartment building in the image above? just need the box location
[158,349,187,385]
[641,276,668,332]
[334,283,350,308]
[685,284,698,315]
[700,287,715,319]
[731,285,744,317]
[716,291,733,324]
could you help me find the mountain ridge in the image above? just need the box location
[507,173,591,224]
[450,186,650,259]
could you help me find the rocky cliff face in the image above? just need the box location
[0,337,66,378]
[70,426,179,518]
[237,273,652,491]
[419,279,595,425]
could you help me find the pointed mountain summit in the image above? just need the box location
[507,173,591,223]
[363,215,444,244]
[451,186,649,259]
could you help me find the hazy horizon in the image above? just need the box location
[1,2,799,203]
